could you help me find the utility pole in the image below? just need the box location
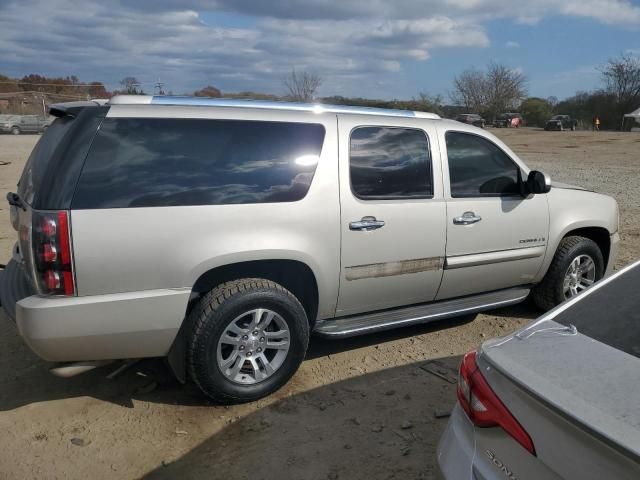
[155,79,165,96]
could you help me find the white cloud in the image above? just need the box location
[0,0,639,97]
[506,40,520,48]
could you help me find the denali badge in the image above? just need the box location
[519,237,545,244]
[486,450,518,480]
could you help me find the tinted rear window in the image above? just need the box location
[18,116,74,204]
[72,118,325,208]
[349,126,432,199]
[555,264,640,359]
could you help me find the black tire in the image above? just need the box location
[532,236,604,311]
[187,278,310,404]
[10,126,20,135]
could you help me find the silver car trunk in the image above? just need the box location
[479,261,640,478]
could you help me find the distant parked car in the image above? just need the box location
[544,115,577,131]
[455,113,485,128]
[494,113,522,128]
[438,259,640,480]
[0,114,51,134]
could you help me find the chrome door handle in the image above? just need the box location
[349,216,385,231]
[453,211,482,225]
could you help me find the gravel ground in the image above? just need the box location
[0,128,638,480]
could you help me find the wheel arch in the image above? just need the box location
[537,223,612,284]
[188,259,320,326]
[168,258,320,383]
[562,226,611,270]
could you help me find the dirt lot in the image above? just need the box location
[0,128,638,480]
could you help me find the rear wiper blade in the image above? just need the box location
[6,192,26,211]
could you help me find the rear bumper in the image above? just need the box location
[2,258,190,362]
[437,405,479,479]
[16,288,191,362]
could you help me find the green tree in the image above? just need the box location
[520,97,553,127]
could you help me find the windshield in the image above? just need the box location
[551,115,563,120]
[555,263,640,359]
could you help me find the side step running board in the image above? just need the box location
[314,287,530,338]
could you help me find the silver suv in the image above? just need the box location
[0,114,51,134]
[0,96,619,403]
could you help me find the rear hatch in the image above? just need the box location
[479,262,640,478]
[2,102,108,309]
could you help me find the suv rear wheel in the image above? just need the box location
[11,126,20,135]
[532,236,604,310]
[187,278,309,404]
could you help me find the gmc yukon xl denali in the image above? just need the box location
[0,96,619,403]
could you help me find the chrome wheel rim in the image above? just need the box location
[216,308,290,385]
[563,254,596,299]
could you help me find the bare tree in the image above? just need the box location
[450,62,527,120]
[484,62,527,119]
[415,92,444,115]
[601,54,640,112]
[119,77,142,94]
[193,85,222,97]
[450,68,487,113]
[283,69,322,102]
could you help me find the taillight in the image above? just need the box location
[32,211,75,296]
[457,351,536,455]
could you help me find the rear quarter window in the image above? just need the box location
[71,118,326,208]
[18,116,75,205]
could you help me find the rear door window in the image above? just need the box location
[72,118,326,208]
[349,126,432,199]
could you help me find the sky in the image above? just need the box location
[0,0,639,101]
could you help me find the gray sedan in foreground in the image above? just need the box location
[438,259,640,479]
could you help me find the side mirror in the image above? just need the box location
[527,170,551,194]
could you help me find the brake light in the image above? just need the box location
[457,351,536,455]
[32,211,75,296]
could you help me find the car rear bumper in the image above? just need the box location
[437,404,479,479]
[2,259,190,362]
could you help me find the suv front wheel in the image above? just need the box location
[187,278,310,404]
[532,236,604,310]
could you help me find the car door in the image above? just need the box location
[437,129,549,300]
[336,115,447,316]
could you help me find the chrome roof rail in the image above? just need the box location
[108,95,440,119]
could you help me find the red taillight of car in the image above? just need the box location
[33,211,75,296]
[457,351,536,455]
